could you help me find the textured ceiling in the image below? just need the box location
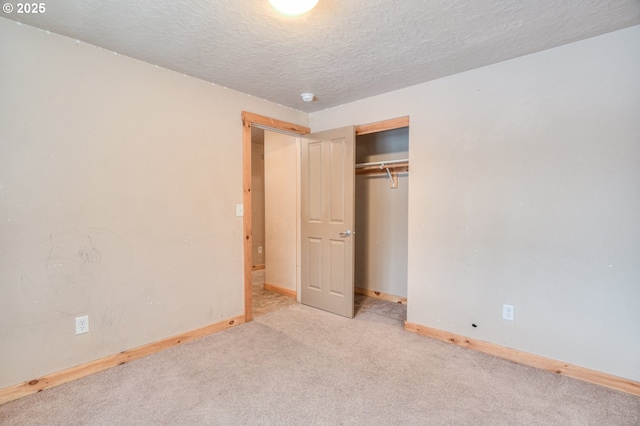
[6,0,640,112]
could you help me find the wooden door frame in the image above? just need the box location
[353,116,411,305]
[354,116,409,136]
[241,112,310,322]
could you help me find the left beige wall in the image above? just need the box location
[0,18,307,389]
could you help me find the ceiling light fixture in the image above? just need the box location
[269,0,318,16]
[301,93,315,102]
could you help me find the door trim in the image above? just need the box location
[355,116,409,136]
[241,112,310,322]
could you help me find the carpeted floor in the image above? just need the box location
[251,270,298,318]
[1,290,638,425]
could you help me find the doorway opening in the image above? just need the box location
[241,112,310,322]
[251,127,301,318]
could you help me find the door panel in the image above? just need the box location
[308,238,322,290]
[329,139,346,222]
[301,126,355,318]
[329,240,345,295]
[308,141,323,221]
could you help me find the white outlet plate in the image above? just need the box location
[258,246,262,254]
[503,304,514,321]
[76,315,89,335]
[236,204,243,217]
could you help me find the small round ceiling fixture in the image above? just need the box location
[301,93,315,102]
[269,0,319,16]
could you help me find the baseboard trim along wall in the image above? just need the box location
[355,287,407,304]
[264,283,297,299]
[404,321,640,397]
[0,315,245,405]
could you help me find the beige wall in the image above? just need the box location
[0,18,307,389]
[251,128,266,266]
[311,26,640,381]
[355,129,408,297]
[264,131,298,292]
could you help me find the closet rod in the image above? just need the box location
[355,158,409,168]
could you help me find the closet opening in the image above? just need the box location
[353,125,409,319]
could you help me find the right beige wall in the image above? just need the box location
[311,26,640,381]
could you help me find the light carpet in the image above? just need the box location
[1,300,638,425]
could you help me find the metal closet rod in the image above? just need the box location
[354,158,409,168]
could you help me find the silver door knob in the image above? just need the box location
[339,230,352,237]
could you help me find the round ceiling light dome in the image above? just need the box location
[269,0,319,16]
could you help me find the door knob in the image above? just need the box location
[339,230,352,237]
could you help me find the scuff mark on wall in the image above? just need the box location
[20,233,104,315]
[5,229,133,340]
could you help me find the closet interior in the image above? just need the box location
[354,126,409,305]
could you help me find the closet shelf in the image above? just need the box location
[355,159,409,189]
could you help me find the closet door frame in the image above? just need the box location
[354,117,410,305]
[354,116,409,136]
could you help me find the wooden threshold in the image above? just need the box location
[355,287,407,304]
[264,283,297,299]
[0,315,245,405]
[405,321,640,397]
[355,116,409,136]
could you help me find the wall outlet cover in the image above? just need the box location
[503,304,514,321]
[76,315,89,335]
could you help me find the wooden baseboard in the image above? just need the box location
[252,264,265,271]
[264,283,297,299]
[404,321,640,397]
[355,287,407,304]
[0,315,245,405]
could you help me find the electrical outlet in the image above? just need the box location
[258,246,263,254]
[76,315,89,335]
[503,304,514,321]
[236,204,243,217]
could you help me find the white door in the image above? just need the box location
[300,126,355,318]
